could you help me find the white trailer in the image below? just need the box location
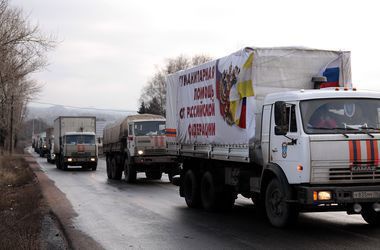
[54,116,98,171]
[166,47,380,227]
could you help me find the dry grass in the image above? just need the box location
[0,155,43,249]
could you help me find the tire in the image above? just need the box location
[361,204,380,225]
[124,160,136,183]
[91,164,97,171]
[265,178,298,228]
[111,158,122,180]
[183,169,201,208]
[106,156,112,179]
[146,170,162,180]
[60,156,67,171]
[200,171,219,211]
[56,155,61,169]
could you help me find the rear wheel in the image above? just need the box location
[265,178,298,228]
[112,158,122,180]
[106,156,112,179]
[361,204,380,225]
[183,169,201,208]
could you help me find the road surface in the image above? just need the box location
[31,150,380,249]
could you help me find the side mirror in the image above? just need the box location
[274,101,288,135]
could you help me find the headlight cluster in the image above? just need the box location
[138,150,144,155]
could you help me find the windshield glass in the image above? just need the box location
[65,135,95,144]
[301,98,380,134]
[134,121,165,136]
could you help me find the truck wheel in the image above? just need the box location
[56,156,61,169]
[200,171,219,211]
[60,157,67,171]
[146,170,162,180]
[183,169,201,208]
[361,204,380,225]
[265,178,298,228]
[113,158,122,180]
[124,161,136,183]
[91,164,97,171]
[106,156,112,179]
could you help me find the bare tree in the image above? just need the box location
[139,54,212,115]
[0,0,55,153]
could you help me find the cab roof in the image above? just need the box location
[264,88,380,105]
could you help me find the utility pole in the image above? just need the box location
[9,94,14,155]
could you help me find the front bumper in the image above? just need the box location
[297,185,380,205]
[133,155,177,165]
[64,156,98,166]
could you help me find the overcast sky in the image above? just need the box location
[12,0,380,111]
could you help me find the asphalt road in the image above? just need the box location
[31,151,380,249]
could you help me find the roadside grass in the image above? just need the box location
[0,155,43,250]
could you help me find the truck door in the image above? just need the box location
[270,103,303,184]
[127,123,135,156]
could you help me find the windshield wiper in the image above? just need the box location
[307,126,353,138]
[359,126,379,138]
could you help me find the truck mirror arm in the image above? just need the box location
[283,135,297,145]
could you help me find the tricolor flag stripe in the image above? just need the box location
[374,141,379,166]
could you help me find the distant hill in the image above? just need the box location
[26,105,135,126]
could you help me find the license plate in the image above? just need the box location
[351,165,377,172]
[353,191,380,199]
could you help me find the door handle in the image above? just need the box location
[272,148,278,152]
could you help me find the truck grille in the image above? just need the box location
[311,165,380,184]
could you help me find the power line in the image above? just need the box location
[29,101,137,113]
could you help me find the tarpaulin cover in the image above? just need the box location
[166,47,351,145]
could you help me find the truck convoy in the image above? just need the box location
[54,116,98,171]
[45,127,55,163]
[166,47,380,227]
[103,114,179,182]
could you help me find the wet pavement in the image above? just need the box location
[31,150,380,249]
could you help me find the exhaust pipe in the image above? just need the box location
[373,203,380,212]
[353,203,362,213]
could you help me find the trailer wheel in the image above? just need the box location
[361,204,380,226]
[124,160,136,183]
[106,156,112,179]
[146,170,162,180]
[183,169,201,208]
[265,178,298,228]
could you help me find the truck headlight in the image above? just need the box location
[138,150,144,155]
[313,191,332,201]
[90,158,96,162]
[67,158,73,162]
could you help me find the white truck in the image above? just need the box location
[103,114,179,182]
[166,47,380,227]
[54,116,98,171]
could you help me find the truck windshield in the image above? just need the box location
[66,135,95,144]
[300,98,380,134]
[134,121,165,136]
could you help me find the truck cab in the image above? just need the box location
[125,118,177,180]
[59,132,98,170]
[261,88,380,226]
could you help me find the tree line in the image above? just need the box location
[0,0,54,153]
[138,55,212,116]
